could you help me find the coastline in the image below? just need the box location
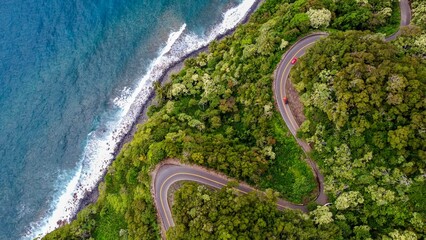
[73,0,264,220]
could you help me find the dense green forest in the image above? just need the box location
[45,0,424,239]
[168,28,426,239]
[167,183,340,239]
[292,30,425,239]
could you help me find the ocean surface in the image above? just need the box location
[0,0,257,238]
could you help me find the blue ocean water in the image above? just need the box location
[0,0,255,238]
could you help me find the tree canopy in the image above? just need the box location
[292,30,425,239]
[43,0,421,239]
[167,183,341,239]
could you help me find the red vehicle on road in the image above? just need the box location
[291,57,297,64]
[283,97,288,104]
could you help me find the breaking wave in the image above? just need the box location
[24,0,257,238]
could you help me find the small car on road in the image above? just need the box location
[283,97,288,104]
[291,57,297,64]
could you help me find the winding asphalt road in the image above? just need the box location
[152,0,411,234]
[386,0,412,41]
[153,162,307,231]
[274,32,329,206]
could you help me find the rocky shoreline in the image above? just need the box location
[73,0,264,221]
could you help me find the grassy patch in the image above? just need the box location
[93,203,127,239]
[259,113,316,204]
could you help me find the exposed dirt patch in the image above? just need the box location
[286,78,306,126]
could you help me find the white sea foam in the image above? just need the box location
[24,0,257,238]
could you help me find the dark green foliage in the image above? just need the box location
[260,113,317,203]
[330,0,398,33]
[292,31,426,238]
[44,0,412,239]
[167,183,341,239]
[45,1,324,238]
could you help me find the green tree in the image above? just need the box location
[307,8,332,29]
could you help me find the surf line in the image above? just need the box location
[25,0,259,238]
